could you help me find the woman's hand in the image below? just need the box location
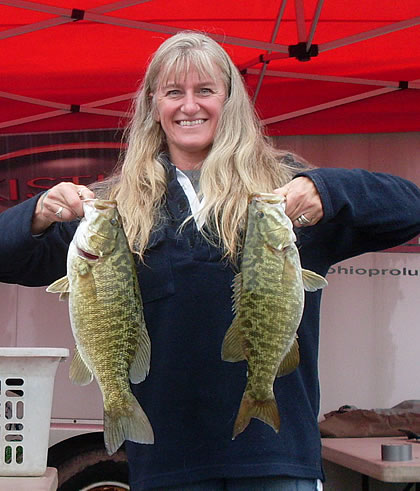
[32,182,95,235]
[274,176,323,228]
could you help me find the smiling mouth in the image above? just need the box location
[177,119,206,127]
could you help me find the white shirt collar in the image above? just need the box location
[175,168,206,230]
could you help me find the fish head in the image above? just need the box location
[73,199,122,261]
[248,193,296,251]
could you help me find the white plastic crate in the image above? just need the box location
[0,348,68,476]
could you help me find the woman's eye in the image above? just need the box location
[166,89,181,97]
[200,88,213,95]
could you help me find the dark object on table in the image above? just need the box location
[399,429,420,441]
[319,400,420,438]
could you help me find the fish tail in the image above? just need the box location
[233,391,280,440]
[104,394,154,455]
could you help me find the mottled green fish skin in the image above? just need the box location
[222,193,327,439]
[47,199,153,454]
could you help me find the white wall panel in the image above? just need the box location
[275,131,420,185]
[319,253,419,418]
[0,283,18,346]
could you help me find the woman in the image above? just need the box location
[1,32,419,491]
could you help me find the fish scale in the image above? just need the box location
[222,192,327,439]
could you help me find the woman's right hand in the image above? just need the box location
[31,182,95,235]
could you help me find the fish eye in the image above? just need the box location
[256,211,265,219]
[110,218,118,226]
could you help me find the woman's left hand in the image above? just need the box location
[274,176,324,228]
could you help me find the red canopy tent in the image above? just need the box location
[1,0,419,136]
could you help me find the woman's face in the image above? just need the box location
[154,65,226,168]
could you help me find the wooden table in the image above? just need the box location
[322,437,420,490]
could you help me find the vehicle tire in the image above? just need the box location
[52,440,129,491]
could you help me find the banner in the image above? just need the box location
[0,129,123,212]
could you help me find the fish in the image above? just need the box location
[47,199,154,454]
[221,192,328,439]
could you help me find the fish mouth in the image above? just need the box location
[249,192,285,204]
[82,198,118,209]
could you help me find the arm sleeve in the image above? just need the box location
[0,195,77,287]
[295,168,420,264]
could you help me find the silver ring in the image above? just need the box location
[296,214,311,225]
[54,206,64,219]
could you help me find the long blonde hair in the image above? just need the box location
[107,31,301,262]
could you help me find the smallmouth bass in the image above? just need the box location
[47,199,154,454]
[222,193,327,439]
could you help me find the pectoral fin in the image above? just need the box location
[46,276,70,300]
[221,320,246,362]
[69,346,93,386]
[277,337,300,377]
[302,269,328,292]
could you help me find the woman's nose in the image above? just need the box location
[181,93,200,114]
